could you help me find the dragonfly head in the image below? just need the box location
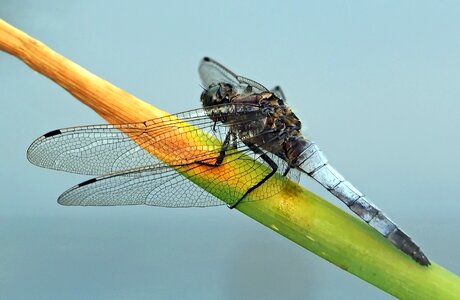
[200,83,235,108]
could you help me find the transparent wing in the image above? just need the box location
[199,57,269,93]
[28,105,265,176]
[58,165,225,207]
[271,86,286,101]
[199,57,240,88]
[235,75,269,94]
[58,148,300,207]
[29,104,301,207]
[56,139,300,207]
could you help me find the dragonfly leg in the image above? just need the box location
[229,142,278,209]
[282,167,291,177]
[196,131,233,167]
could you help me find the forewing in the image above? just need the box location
[28,123,162,176]
[28,106,265,176]
[199,57,241,88]
[199,57,269,93]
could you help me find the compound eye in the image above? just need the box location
[201,85,220,107]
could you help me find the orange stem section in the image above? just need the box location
[0,19,224,184]
[0,19,166,124]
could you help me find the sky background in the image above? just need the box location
[1,1,460,299]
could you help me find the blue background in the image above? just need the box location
[1,1,459,299]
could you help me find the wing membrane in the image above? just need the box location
[199,57,269,93]
[271,86,286,101]
[58,164,225,207]
[58,143,300,207]
[28,105,266,176]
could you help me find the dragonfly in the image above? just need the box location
[27,57,430,266]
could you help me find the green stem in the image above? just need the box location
[238,181,460,299]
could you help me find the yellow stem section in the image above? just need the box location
[1,18,459,299]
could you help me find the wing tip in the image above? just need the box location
[27,129,62,165]
[57,178,99,206]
